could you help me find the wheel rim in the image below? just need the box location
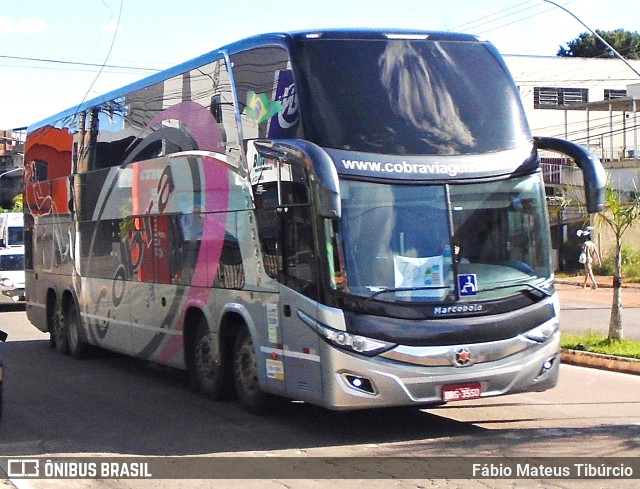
[195,334,216,385]
[53,310,65,346]
[68,312,79,351]
[236,338,258,392]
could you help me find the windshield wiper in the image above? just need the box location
[366,285,449,301]
[479,282,553,297]
[363,282,552,302]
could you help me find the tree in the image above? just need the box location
[0,194,22,213]
[557,29,640,59]
[596,186,640,340]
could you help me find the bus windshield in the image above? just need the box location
[294,37,530,155]
[338,174,551,302]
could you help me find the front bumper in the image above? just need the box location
[317,331,561,410]
[0,287,25,302]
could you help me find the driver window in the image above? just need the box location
[253,152,317,298]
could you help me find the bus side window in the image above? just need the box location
[281,203,316,296]
[280,166,318,299]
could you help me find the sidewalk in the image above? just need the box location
[555,274,640,289]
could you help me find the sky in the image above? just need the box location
[1,0,638,129]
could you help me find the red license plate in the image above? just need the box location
[442,382,482,402]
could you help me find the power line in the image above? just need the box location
[0,54,159,73]
[541,0,640,78]
[76,0,125,110]
[449,0,539,32]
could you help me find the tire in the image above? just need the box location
[66,301,87,360]
[233,329,270,414]
[47,301,60,349]
[190,318,227,399]
[51,303,69,355]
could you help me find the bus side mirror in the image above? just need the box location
[210,94,223,123]
[533,137,606,213]
[314,185,340,219]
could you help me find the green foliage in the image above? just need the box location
[595,246,640,282]
[599,187,640,239]
[0,194,23,213]
[561,331,640,359]
[621,246,640,281]
[557,29,640,59]
[593,258,615,276]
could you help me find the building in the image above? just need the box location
[0,128,25,208]
[505,54,640,270]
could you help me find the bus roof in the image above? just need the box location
[27,29,482,132]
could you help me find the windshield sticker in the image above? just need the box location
[394,255,444,298]
[458,274,478,296]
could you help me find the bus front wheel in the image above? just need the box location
[233,329,270,414]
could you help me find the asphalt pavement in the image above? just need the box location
[555,275,640,341]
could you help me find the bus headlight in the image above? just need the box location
[0,278,13,288]
[522,319,559,343]
[297,310,395,356]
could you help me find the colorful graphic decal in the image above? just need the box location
[134,102,230,363]
[246,91,283,124]
[27,101,233,365]
[24,126,73,216]
[268,70,299,138]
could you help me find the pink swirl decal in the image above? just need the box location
[146,102,230,363]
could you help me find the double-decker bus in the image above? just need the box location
[24,30,605,413]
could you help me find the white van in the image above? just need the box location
[0,212,24,249]
[0,246,25,302]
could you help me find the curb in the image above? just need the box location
[561,348,640,375]
[555,279,614,289]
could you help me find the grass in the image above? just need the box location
[594,245,640,283]
[561,331,640,360]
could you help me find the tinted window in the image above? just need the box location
[293,39,530,155]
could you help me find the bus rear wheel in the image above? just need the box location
[233,329,269,414]
[66,301,87,360]
[51,304,69,355]
[191,319,227,400]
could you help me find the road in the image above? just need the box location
[556,281,640,340]
[0,302,639,488]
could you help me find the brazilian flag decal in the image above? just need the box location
[246,91,283,123]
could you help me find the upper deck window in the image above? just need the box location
[293,38,530,155]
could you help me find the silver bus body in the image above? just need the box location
[23,30,605,412]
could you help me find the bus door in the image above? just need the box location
[254,153,325,404]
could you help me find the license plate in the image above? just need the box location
[442,382,482,402]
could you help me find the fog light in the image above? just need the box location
[342,374,376,394]
[538,356,556,376]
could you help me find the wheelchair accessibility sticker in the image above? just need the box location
[458,274,477,296]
